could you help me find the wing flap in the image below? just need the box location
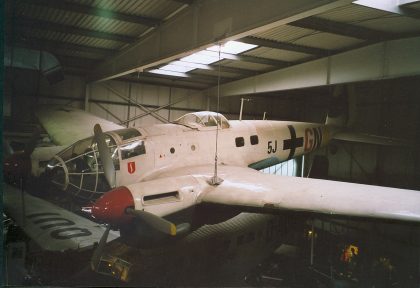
[3,183,119,251]
[198,166,420,222]
[36,105,124,146]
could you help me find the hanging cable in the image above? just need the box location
[209,43,223,185]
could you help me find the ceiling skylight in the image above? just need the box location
[181,51,221,65]
[149,40,258,77]
[159,63,195,73]
[207,41,257,54]
[149,69,188,77]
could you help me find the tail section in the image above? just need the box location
[325,85,356,128]
[326,85,415,147]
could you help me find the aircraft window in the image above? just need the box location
[200,114,217,127]
[174,111,230,128]
[235,137,245,147]
[73,137,94,156]
[175,113,202,126]
[51,134,119,199]
[56,146,73,162]
[214,115,230,129]
[120,141,146,160]
[113,128,141,141]
[250,135,259,145]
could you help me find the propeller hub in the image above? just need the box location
[92,186,134,225]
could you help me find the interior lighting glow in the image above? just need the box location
[181,51,220,65]
[149,69,188,77]
[150,40,257,77]
[159,63,195,73]
[207,40,257,54]
[171,60,208,70]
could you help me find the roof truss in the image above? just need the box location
[19,0,161,26]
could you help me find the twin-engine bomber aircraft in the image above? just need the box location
[3,105,420,279]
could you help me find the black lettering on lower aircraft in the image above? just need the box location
[283,125,304,160]
[267,140,277,154]
[50,227,92,239]
[33,217,76,229]
[27,213,92,240]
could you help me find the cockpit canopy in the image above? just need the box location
[173,111,230,129]
[46,127,146,202]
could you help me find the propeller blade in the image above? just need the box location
[126,208,190,236]
[90,224,111,271]
[93,124,116,188]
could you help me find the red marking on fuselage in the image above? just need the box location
[127,161,136,174]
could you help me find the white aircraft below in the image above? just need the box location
[3,105,420,282]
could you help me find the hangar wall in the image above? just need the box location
[308,77,420,190]
[5,68,315,125]
[5,71,210,126]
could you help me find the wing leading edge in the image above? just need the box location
[36,105,125,146]
[3,183,120,252]
[193,166,420,222]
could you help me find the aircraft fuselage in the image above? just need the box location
[119,119,332,185]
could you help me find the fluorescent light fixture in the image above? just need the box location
[207,40,257,54]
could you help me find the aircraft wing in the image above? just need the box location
[36,105,125,146]
[3,183,120,252]
[332,131,416,147]
[189,166,420,222]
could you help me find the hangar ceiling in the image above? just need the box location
[5,0,420,91]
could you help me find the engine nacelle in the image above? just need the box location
[126,175,203,218]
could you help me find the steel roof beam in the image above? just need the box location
[17,37,118,55]
[161,61,258,76]
[240,36,333,57]
[56,55,100,69]
[20,0,161,27]
[143,71,219,83]
[290,17,396,41]
[208,37,420,97]
[218,52,291,67]
[18,18,137,43]
[206,65,257,76]
[119,75,206,90]
[88,0,353,82]
[354,0,420,20]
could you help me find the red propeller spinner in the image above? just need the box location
[91,186,135,225]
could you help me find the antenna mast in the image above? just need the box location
[209,43,223,185]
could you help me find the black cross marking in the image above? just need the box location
[283,125,304,160]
